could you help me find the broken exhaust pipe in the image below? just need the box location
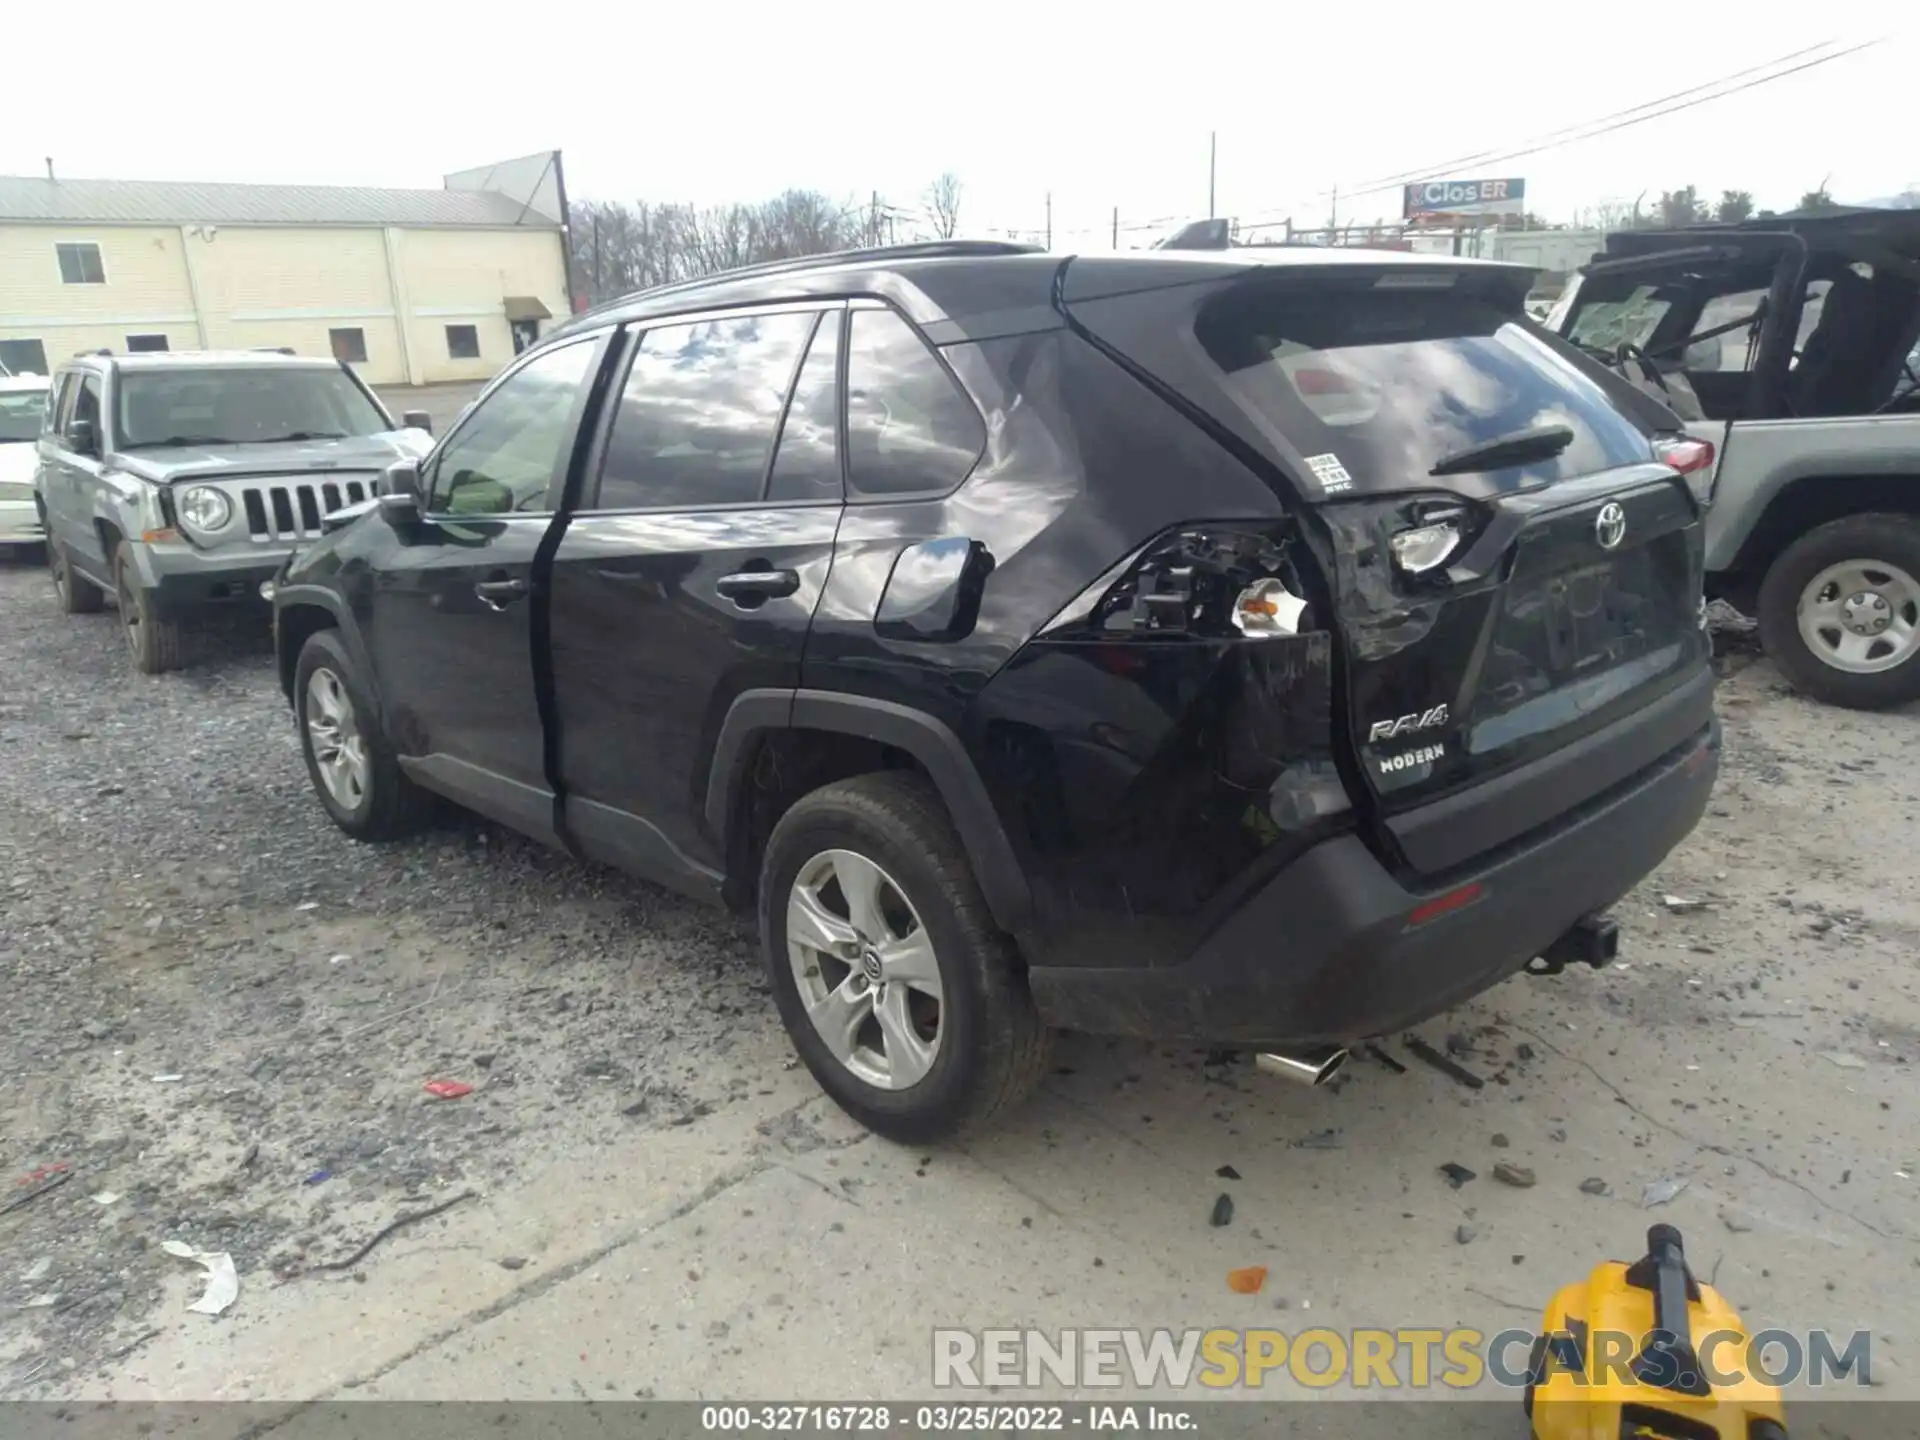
[1255,1046,1349,1086]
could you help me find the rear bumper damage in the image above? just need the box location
[1027,718,1719,1046]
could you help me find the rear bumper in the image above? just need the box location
[1027,718,1719,1046]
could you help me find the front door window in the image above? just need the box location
[427,342,598,515]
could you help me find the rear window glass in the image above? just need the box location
[1197,290,1651,495]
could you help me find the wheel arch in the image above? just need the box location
[1726,473,1920,586]
[706,689,1034,934]
[274,585,371,708]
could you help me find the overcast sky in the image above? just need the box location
[3,4,1911,245]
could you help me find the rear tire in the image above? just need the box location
[113,547,184,674]
[294,628,430,841]
[759,771,1049,1143]
[50,543,104,614]
[1757,513,1920,709]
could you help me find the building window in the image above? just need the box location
[125,334,169,353]
[0,339,50,376]
[329,328,369,364]
[445,325,481,360]
[56,243,106,285]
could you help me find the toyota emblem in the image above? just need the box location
[1594,502,1627,551]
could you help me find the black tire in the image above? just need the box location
[293,628,430,840]
[759,771,1049,1143]
[50,543,104,614]
[113,546,184,674]
[1757,513,1920,709]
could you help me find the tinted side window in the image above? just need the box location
[427,341,597,515]
[595,312,815,511]
[845,309,984,499]
[767,312,843,503]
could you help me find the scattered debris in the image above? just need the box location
[307,1190,476,1274]
[161,1240,239,1316]
[1440,1163,1477,1189]
[1642,1177,1690,1208]
[1549,1128,1567,1143]
[1491,1133,1511,1149]
[20,1256,52,1283]
[2,1167,72,1217]
[1406,1036,1485,1090]
[151,1074,183,1083]
[1820,1052,1868,1070]
[90,1191,120,1206]
[1456,1224,1479,1244]
[498,1256,528,1271]
[295,901,319,912]
[1492,1162,1537,1189]
[1719,1206,1756,1234]
[1579,1177,1610,1196]
[423,1079,475,1100]
[1661,895,1710,913]
[1215,1165,1241,1181]
[1363,1043,1408,1074]
[304,1170,332,1186]
[1226,1266,1267,1295]
[1292,1129,1344,1150]
[1209,1194,1234,1228]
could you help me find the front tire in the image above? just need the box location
[113,547,184,674]
[50,543,104,614]
[759,772,1049,1144]
[1758,513,1920,709]
[294,628,429,840]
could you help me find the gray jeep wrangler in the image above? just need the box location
[1551,208,1920,708]
[34,349,434,673]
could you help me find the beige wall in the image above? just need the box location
[0,224,198,370]
[397,228,568,384]
[1,221,567,386]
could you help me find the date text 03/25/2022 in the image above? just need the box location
[700,1404,1198,1432]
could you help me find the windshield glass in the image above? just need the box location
[115,367,389,449]
[0,385,48,443]
[1196,289,1651,496]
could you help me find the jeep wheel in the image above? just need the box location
[760,772,1049,1143]
[50,544,104,615]
[113,548,184,674]
[1758,514,1920,709]
[295,629,429,840]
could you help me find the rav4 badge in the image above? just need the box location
[1367,705,1449,742]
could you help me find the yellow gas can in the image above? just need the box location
[1527,1223,1787,1440]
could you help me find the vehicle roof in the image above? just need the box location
[555,240,1534,341]
[0,373,50,391]
[1602,207,1920,256]
[61,350,343,373]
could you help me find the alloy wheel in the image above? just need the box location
[785,848,944,1090]
[1797,559,1920,674]
[305,667,371,811]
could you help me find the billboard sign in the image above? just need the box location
[1404,177,1526,220]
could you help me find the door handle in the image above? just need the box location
[474,577,528,610]
[715,568,801,602]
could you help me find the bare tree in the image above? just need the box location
[923,172,963,240]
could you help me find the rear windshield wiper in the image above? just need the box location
[1429,423,1575,477]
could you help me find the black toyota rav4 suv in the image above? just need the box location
[273,240,1719,1141]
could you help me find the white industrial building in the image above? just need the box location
[0,151,572,386]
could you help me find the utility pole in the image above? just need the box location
[1045,192,1052,250]
[1208,131,1217,219]
[591,209,602,299]
[1112,205,1119,249]
[870,190,880,247]
[1329,185,1339,241]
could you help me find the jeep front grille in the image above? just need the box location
[241,477,378,543]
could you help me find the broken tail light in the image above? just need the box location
[1654,436,1717,506]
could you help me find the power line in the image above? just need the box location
[1091,35,1886,240]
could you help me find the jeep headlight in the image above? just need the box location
[178,485,232,533]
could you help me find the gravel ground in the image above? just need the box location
[0,552,777,1388]
[4,553,1918,1403]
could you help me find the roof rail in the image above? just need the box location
[252,346,297,355]
[575,239,1044,323]
[75,347,112,357]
